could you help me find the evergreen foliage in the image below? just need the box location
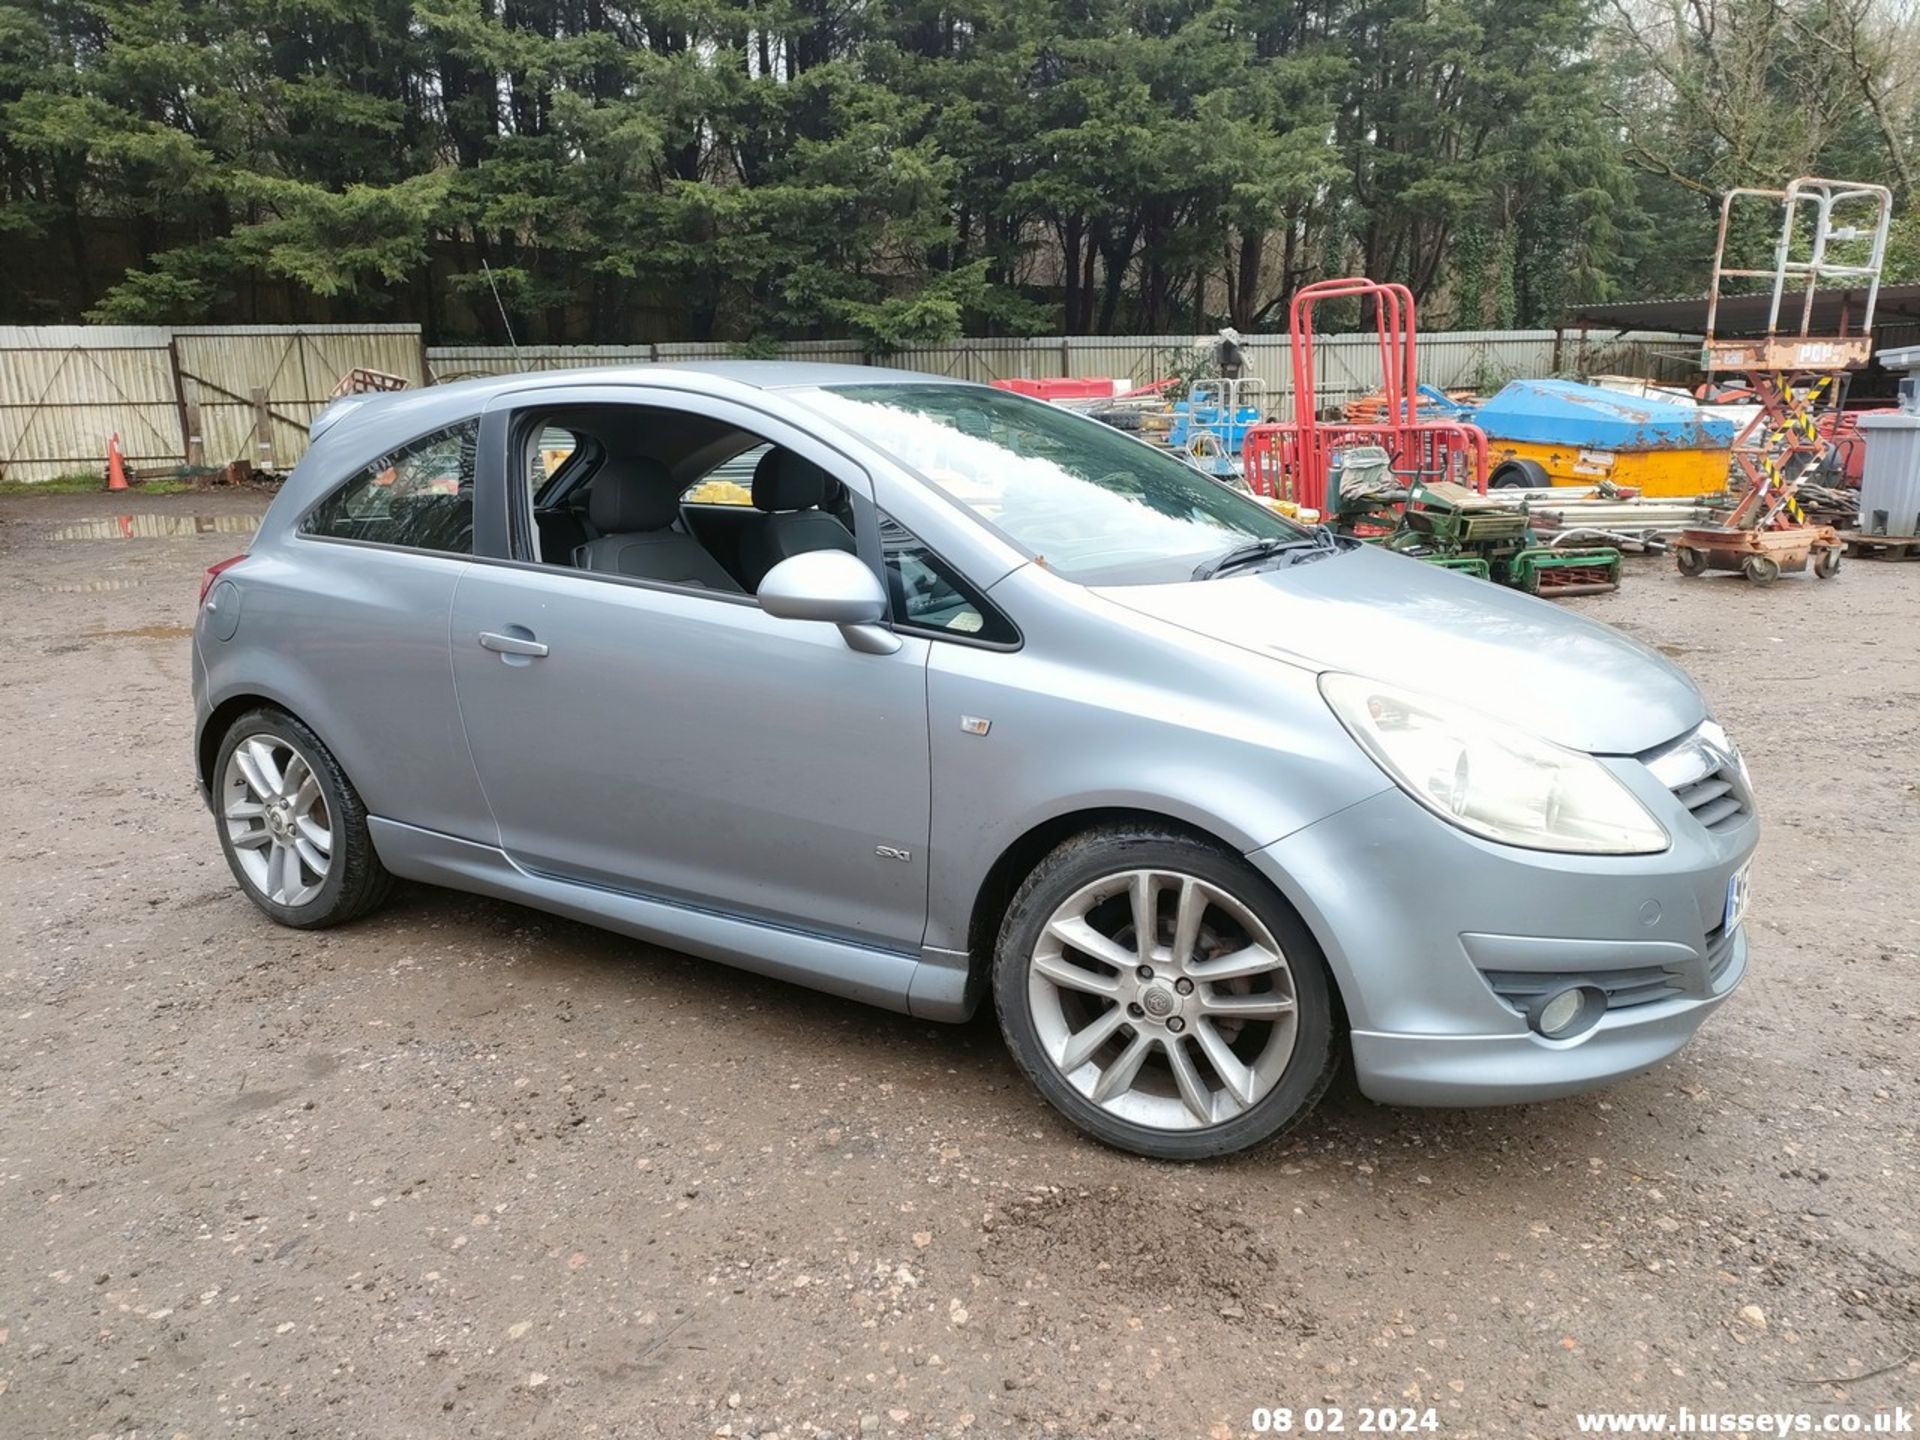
[0,0,1911,341]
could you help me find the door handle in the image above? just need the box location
[478,630,549,658]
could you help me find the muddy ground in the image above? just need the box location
[0,488,1913,1440]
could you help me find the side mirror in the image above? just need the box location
[756,550,901,655]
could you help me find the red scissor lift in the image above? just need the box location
[1242,278,1488,517]
[1673,177,1891,584]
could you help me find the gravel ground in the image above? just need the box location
[0,489,1914,1440]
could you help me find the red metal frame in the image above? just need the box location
[1241,277,1487,511]
[1244,422,1488,514]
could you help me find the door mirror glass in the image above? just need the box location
[757,550,899,653]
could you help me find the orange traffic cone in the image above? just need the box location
[105,432,129,492]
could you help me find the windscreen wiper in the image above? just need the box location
[1192,533,1318,580]
[1290,523,1344,564]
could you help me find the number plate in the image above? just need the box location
[1723,862,1752,932]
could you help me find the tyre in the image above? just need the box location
[213,707,394,929]
[1813,547,1841,579]
[992,826,1338,1159]
[1674,546,1707,577]
[1743,555,1780,586]
[1490,458,1549,490]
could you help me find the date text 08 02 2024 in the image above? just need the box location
[1252,1407,1442,1434]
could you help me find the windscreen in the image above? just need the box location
[805,384,1301,584]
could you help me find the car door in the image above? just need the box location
[261,413,496,843]
[448,384,934,953]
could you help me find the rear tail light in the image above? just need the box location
[200,553,246,605]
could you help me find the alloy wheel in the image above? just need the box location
[222,734,334,907]
[1027,868,1299,1131]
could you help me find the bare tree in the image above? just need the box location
[1600,0,1916,193]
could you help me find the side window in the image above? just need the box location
[683,442,768,506]
[880,514,1018,645]
[303,420,479,555]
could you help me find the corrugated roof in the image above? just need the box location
[1566,283,1920,337]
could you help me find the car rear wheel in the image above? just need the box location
[993,826,1338,1159]
[214,708,393,929]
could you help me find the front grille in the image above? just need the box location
[1672,772,1748,833]
[1482,965,1684,1013]
[1642,724,1753,835]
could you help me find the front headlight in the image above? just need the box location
[1319,673,1670,855]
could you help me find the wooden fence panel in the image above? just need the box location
[0,327,182,482]
[173,326,425,469]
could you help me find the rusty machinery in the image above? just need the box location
[1676,177,1893,585]
[1240,279,1621,595]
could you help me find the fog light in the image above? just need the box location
[1530,986,1599,1039]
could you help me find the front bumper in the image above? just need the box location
[1247,775,1756,1108]
[1349,927,1745,1105]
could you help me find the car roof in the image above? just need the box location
[440,359,970,393]
[309,361,973,448]
[655,360,973,390]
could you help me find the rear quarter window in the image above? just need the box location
[302,420,479,554]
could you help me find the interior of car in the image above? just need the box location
[521,404,858,596]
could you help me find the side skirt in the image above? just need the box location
[366,817,972,1021]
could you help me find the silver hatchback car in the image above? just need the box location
[193,363,1757,1158]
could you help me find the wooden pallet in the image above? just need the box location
[1839,531,1920,560]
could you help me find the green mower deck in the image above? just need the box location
[1371,481,1623,598]
[1508,546,1624,596]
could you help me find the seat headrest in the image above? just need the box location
[752,448,837,512]
[588,457,680,532]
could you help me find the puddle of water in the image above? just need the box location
[50,514,256,541]
[84,624,193,642]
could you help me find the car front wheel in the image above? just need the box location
[213,708,393,929]
[993,826,1338,1159]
